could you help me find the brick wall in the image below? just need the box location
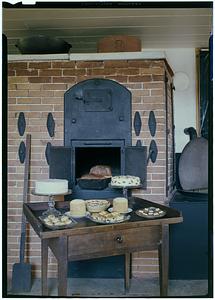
[7,59,174,279]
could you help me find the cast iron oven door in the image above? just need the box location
[49,77,147,192]
[64,78,132,146]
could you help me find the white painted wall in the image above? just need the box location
[146,48,197,152]
[164,48,197,152]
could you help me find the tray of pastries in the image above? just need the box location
[135,207,166,219]
[86,211,130,224]
[39,214,77,230]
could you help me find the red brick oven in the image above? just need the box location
[8,58,174,279]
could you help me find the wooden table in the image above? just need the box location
[23,197,183,297]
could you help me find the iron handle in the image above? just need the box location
[72,119,76,123]
[115,235,123,243]
[83,142,112,145]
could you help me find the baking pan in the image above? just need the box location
[77,177,111,190]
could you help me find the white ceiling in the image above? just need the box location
[3,7,213,54]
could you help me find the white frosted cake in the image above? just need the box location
[70,199,86,217]
[111,175,141,187]
[35,179,68,195]
[113,197,128,213]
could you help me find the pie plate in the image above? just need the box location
[135,208,166,219]
[86,199,110,213]
[86,212,130,224]
[39,214,77,230]
[64,211,87,219]
[108,207,133,214]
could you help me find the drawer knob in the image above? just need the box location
[115,235,123,243]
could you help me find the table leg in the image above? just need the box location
[57,236,68,297]
[130,253,132,279]
[124,252,131,292]
[158,224,169,297]
[41,239,49,296]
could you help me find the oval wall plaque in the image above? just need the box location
[148,111,156,137]
[45,142,52,165]
[148,140,158,163]
[133,111,142,136]
[47,113,55,137]
[136,140,142,147]
[17,112,26,136]
[18,141,26,164]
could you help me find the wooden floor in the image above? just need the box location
[7,278,209,297]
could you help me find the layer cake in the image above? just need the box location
[111,175,141,187]
[113,197,128,213]
[35,179,68,195]
[70,199,86,217]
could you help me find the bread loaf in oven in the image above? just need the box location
[89,165,112,177]
[80,173,105,179]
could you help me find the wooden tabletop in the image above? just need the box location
[23,197,183,239]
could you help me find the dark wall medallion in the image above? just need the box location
[47,113,55,137]
[147,140,158,164]
[45,142,52,165]
[148,111,156,137]
[18,141,26,164]
[17,112,26,136]
[133,111,142,136]
[136,140,142,147]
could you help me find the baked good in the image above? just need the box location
[35,179,68,195]
[80,174,105,179]
[89,165,112,177]
[43,214,72,227]
[70,199,86,217]
[113,197,128,213]
[111,175,141,187]
[136,207,165,218]
[86,199,110,212]
[90,211,125,223]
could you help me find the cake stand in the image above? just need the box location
[31,189,72,217]
[109,184,143,198]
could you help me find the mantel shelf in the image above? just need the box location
[8,50,166,61]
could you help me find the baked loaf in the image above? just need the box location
[80,174,105,179]
[113,197,128,213]
[70,199,86,217]
[89,165,112,177]
[111,175,141,187]
[35,179,68,195]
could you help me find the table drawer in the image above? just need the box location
[68,226,161,260]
